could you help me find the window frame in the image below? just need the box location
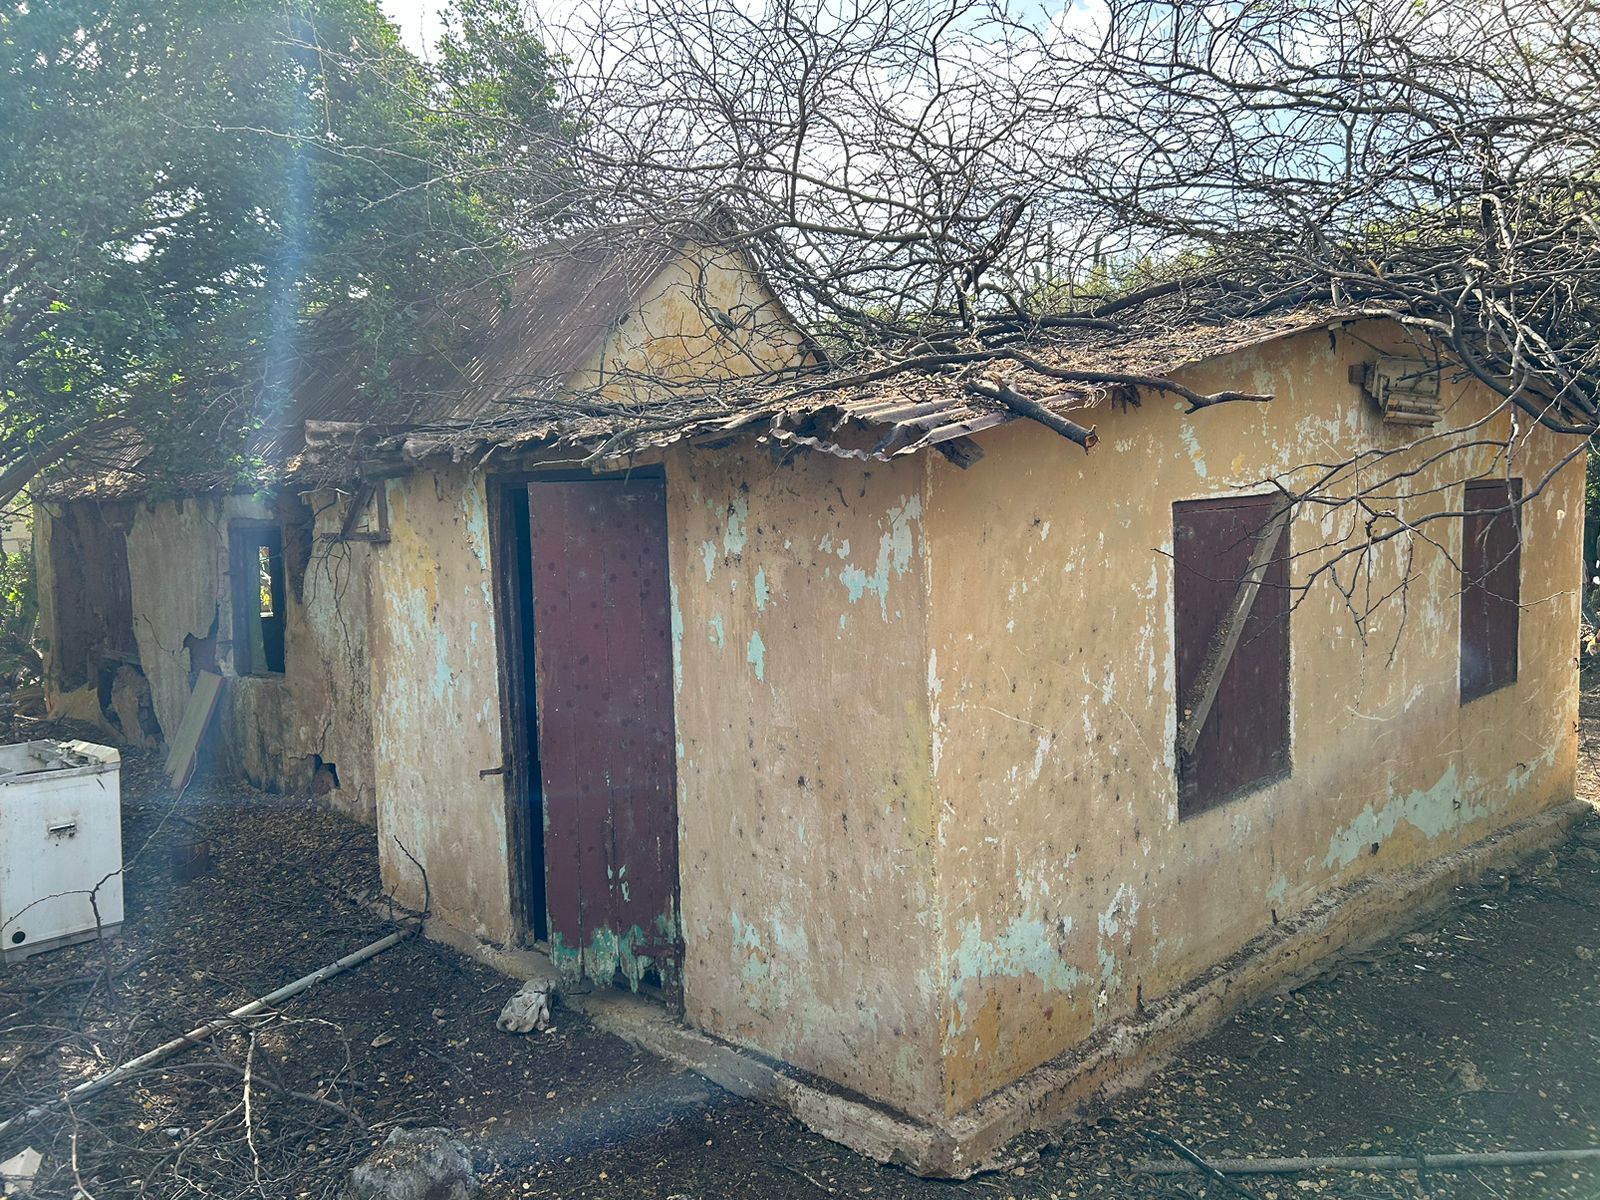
[1172,493,1293,819]
[1459,478,1522,705]
[229,520,287,676]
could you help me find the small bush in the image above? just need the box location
[0,548,41,688]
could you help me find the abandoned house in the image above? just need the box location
[32,229,1582,1174]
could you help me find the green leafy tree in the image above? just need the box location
[0,546,38,687]
[0,0,568,500]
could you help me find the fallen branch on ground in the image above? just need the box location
[1143,1132,1265,1199]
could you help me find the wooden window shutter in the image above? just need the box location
[1173,495,1292,818]
[1460,479,1522,703]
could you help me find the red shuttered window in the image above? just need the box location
[1173,495,1292,818]
[1459,479,1522,704]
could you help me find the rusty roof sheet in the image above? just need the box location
[291,236,679,431]
[48,291,1362,499]
[324,301,1357,476]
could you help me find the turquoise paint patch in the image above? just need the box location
[729,911,807,1008]
[947,915,1085,1036]
[731,912,761,951]
[1179,426,1208,479]
[552,922,671,993]
[461,473,493,565]
[708,614,726,650]
[754,568,769,611]
[1266,875,1288,907]
[1321,763,1479,870]
[837,495,922,619]
[746,630,766,680]
[701,540,718,582]
[1323,743,1557,873]
[547,932,582,984]
[839,565,874,605]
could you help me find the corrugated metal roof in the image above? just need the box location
[291,235,679,430]
[48,283,1362,498]
[43,230,680,499]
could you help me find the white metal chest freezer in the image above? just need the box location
[0,740,123,963]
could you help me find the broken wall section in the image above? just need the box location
[34,500,141,731]
[38,490,378,824]
[216,489,379,825]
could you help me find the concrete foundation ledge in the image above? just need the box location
[931,799,1592,1177]
[415,800,1589,1179]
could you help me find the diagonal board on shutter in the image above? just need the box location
[1175,501,1294,760]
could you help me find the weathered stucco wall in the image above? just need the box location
[226,490,378,824]
[668,442,948,1120]
[367,466,513,943]
[923,323,1582,1115]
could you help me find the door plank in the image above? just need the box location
[527,477,680,990]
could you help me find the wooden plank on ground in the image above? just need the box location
[164,671,225,794]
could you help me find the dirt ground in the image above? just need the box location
[3,703,1600,1200]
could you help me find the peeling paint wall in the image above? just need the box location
[667,442,949,1120]
[923,323,1581,1115]
[39,491,378,824]
[367,466,513,943]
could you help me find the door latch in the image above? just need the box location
[478,762,507,779]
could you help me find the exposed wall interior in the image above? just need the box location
[39,489,378,825]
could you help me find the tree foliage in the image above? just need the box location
[533,0,1600,439]
[0,0,568,499]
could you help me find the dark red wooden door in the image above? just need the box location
[527,477,680,992]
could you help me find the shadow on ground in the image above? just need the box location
[3,708,1600,1199]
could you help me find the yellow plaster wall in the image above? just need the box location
[368,466,514,942]
[577,244,810,399]
[668,442,949,1120]
[924,324,1582,1115]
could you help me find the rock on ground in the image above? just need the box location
[347,1128,476,1200]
